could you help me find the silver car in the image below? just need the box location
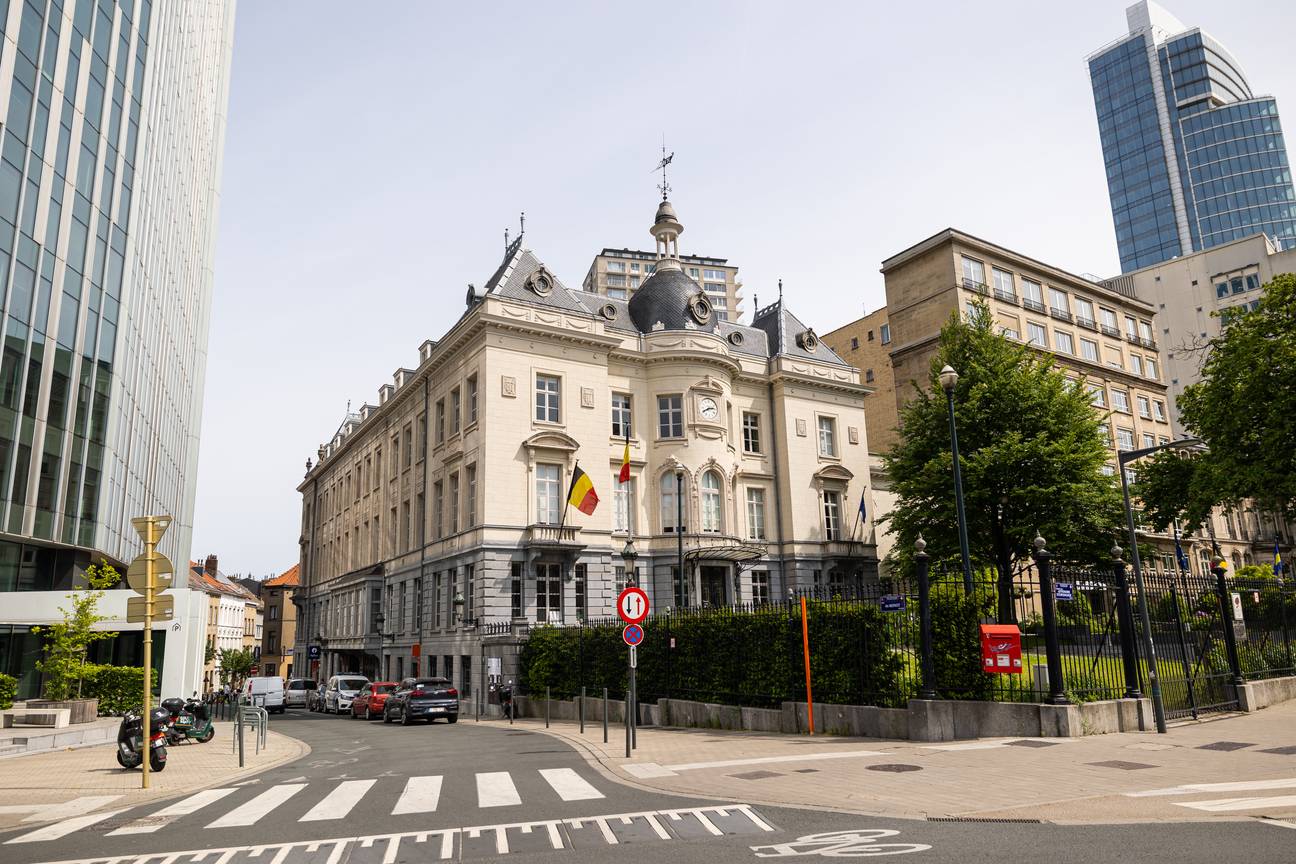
[323,675,369,714]
[285,678,316,709]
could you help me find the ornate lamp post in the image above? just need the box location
[939,365,973,593]
[622,537,638,586]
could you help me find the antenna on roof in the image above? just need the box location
[654,139,674,201]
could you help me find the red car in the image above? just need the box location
[350,682,398,720]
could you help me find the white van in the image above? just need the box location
[243,676,286,713]
[323,674,369,714]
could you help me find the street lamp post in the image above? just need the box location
[939,365,973,593]
[1118,436,1202,735]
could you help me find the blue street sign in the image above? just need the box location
[308,645,322,660]
[880,595,906,613]
[1055,583,1074,602]
[622,623,644,646]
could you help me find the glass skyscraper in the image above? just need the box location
[0,0,234,698]
[1088,1,1296,272]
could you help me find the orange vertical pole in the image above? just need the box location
[800,596,814,735]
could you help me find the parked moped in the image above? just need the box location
[116,706,171,771]
[161,696,215,744]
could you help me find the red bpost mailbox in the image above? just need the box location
[979,624,1023,673]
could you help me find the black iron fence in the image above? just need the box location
[516,547,1295,714]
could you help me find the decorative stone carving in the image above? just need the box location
[526,267,554,296]
[581,386,595,408]
[848,426,860,445]
[796,418,807,437]
[796,328,819,352]
[501,375,516,398]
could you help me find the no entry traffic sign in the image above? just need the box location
[617,586,649,625]
[623,623,644,646]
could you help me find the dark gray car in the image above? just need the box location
[383,676,459,725]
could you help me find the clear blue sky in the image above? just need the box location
[192,0,1296,575]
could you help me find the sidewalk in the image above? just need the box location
[0,721,309,831]
[529,701,1296,825]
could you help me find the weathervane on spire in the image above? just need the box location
[654,142,674,200]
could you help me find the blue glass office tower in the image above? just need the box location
[1089,2,1296,272]
[0,0,234,698]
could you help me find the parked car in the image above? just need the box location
[323,674,370,714]
[383,677,459,725]
[350,682,398,720]
[285,678,316,709]
[243,676,286,714]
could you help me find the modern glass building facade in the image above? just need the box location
[1089,2,1296,272]
[0,0,234,698]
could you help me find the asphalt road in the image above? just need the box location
[1,710,1292,864]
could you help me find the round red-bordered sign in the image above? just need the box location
[617,586,649,625]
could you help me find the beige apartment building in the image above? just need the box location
[1103,231,1296,564]
[823,228,1256,574]
[583,248,743,322]
[260,565,299,680]
[295,197,877,690]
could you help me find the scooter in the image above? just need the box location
[116,705,171,771]
[161,696,215,744]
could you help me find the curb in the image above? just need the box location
[0,727,312,832]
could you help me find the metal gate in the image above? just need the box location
[1141,568,1238,720]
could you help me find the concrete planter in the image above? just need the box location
[28,698,99,724]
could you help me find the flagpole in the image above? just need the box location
[558,460,577,534]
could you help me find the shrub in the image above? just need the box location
[0,673,16,710]
[81,665,160,715]
[929,578,996,701]
[519,599,907,709]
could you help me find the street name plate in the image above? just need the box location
[127,551,174,593]
[1055,582,1074,601]
[126,593,174,623]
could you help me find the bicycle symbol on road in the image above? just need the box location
[752,829,931,858]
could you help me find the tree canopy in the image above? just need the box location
[1137,272,1296,531]
[882,302,1124,575]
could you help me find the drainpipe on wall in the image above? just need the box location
[767,377,788,595]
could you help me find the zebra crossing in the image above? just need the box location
[1124,777,1296,820]
[4,767,613,845]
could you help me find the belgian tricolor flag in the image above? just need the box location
[567,466,599,515]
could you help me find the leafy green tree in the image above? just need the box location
[218,647,256,687]
[32,562,122,700]
[883,303,1124,619]
[1137,273,1296,527]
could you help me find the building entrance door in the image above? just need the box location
[700,565,728,607]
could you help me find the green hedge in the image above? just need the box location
[519,600,910,709]
[0,673,15,710]
[82,665,160,715]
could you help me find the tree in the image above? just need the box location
[882,303,1124,619]
[218,647,256,687]
[1137,273,1296,528]
[32,561,122,701]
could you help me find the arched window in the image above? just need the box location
[701,471,723,533]
[661,472,682,533]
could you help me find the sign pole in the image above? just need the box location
[630,645,637,750]
[142,519,154,790]
[800,596,814,735]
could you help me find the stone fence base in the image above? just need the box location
[511,674,1296,741]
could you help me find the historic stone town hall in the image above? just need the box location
[293,198,878,691]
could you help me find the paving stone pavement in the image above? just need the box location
[527,700,1296,825]
[0,721,309,831]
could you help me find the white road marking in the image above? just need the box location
[5,809,128,844]
[662,751,885,772]
[300,779,376,822]
[920,742,1008,751]
[17,797,122,823]
[108,788,239,835]
[476,772,522,807]
[622,762,679,778]
[1261,819,1296,830]
[206,784,306,828]
[1127,778,1296,797]
[392,775,443,814]
[538,768,604,801]
[1175,795,1296,813]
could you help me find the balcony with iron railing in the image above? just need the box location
[1076,316,1098,331]
[992,290,1018,305]
[1100,324,1121,338]
[1022,297,1045,313]
[961,278,989,295]
[1049,308,1073,323]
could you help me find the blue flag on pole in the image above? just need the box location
[858,491,867,521]
[1275,540,1283,578]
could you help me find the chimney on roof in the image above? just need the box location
[205,555,218,578]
